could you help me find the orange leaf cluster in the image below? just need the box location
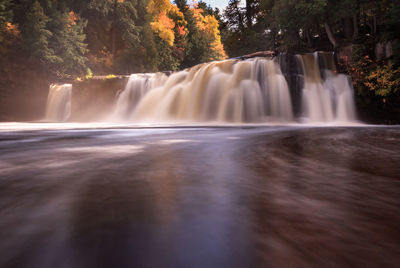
[68,11,78,26]
[177,25,186,36]
[150,11,175,46]
[5,22,20,36]
[148,0,187,46]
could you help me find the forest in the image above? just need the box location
[0,0,399,122]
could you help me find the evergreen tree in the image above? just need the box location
[71,0,142,73]
[224,0,244,32]
[52,11,88,77]
[175,0,226,67]
[17,0,88,78]
[0,0,14,54]
[22,1,61,70]
[0,0,12,25]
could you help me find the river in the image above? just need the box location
[0,123,399,267]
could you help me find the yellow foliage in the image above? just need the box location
[147,0,226,57]
[147,0,187,46]
[169,5,186,25]
[147,0,172,16]
[191,6,227,60]
[150,12,175,46]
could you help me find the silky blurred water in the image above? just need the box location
[0,124,399,268]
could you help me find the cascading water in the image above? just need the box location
[44,53,357,124]
[112,73,167,120]
[297,53,356,122]
[45,84,72,122]
[112,58,293,123]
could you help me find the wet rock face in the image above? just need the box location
[71,77,129,121]
[276,53,304,117]
[0,74,49,122]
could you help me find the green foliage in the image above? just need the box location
[0,0,12,25]
[351,44,371,62]
[23,1,61,67]
[2,0,398,76]
[0,0,14,54]
[223,0,244,32]
[174,0,226,68]
[17,0,88,78]
[83,0,140,72]
[85,68,93,79]
[347,55,400,122]
[2,0,229,76]
[385,1,400,66]
[155,35,181,71]
[53,12,88,77]
[271,0,329,48]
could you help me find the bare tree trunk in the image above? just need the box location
[305,28,312,48]
[271,28,276,50]
[373,15,377,35]
[233,2,244,31]
[245,0,253,28]
[344,17,353,40]
[111,25,116,58]
[111,0,118,58]
[325,22,338,48]
[352,14,359,39]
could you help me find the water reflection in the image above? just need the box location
[0,126,399,267]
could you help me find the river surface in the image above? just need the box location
[0,123,399,268]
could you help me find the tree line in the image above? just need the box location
[1,0,398,78]
[0,0,227,79]
[221,0,399,57]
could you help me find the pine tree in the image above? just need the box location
[0,0,14,53]
[22,1,61,70]
[52,11,88,77]
[0,0,12,25]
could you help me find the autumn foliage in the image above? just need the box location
[147,0,226,62]
[364,62,400,97]
[191,3,226,60]
[148,0,185,46]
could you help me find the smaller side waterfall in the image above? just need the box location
[45,84,72,122]
[298,53,356,123]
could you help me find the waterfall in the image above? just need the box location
[44,53,357,124]
[297,53,356,123]
[45,84,72,122]
[112,58,293,123]
[112,73,168,120]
